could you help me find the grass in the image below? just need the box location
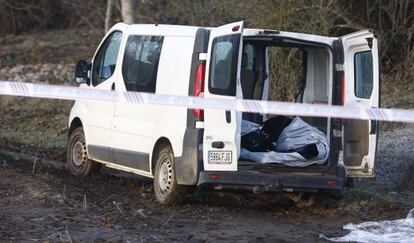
[305,187,413,220]
[349,188,412,219]
[0,28,102,68]
[0,28,102,149]
[0,96,72,149]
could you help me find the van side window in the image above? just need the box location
[209,34,240,96]
[354,51,373,98]
[122,35,164,93]
[92,31,123,86]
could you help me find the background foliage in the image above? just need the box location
[0,0,413,104]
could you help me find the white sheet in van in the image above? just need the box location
[240,117,329,167]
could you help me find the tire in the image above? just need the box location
[153,144,186,205]
[66,127,99,177]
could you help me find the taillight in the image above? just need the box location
[341,73,345,106]
[232,25,240,32]
[326,179,337,185]
[209,173,221,180]
[193,63,206,119]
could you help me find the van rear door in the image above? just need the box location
[203,21,244,171]
[342,30,379,177]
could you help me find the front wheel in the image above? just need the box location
[153,145,186,205]
[66,127,99,177]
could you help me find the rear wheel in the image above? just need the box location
[154,144,186,205]
[66,127,99,177]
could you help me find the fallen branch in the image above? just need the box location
[83,195,87,210]
[162,214,174,229]
[100,194,115,205]
[65,226,73,243]
[113,201,123,214]
[32,155,37,174]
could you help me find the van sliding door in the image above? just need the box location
[342,30,379,177]
[203,21,244,171]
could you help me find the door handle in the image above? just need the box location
[225,111,231,123]
[212,141,225,149]
[111,83,115,91]
[370,120,378,134]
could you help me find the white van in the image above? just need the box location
[68,21,379,204]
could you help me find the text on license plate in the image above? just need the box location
[208,151,232,164]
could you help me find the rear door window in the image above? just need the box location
[209,34,240,96]
[354,51,373,98]
[122,35,164,93]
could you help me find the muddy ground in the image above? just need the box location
[0,127,413,242]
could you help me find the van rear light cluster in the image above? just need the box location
[209,173,221,180]
[193,63,206,119]
[326,180,337,185]
[232,25,240,32]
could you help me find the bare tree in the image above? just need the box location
[121,0,137,24]
[105,0,114,32]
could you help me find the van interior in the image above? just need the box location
[238,36,332,169]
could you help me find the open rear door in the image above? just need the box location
[203,21,244,171]
[342,30,379,177]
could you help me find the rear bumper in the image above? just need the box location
[197,170,345,192]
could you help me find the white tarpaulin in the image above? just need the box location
[323,209,414,243]
[240,117,329,167]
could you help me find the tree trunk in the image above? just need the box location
[121,0,137,24]
[105,0,114,33]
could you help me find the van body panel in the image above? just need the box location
[176,28,210,185]
[176,128,204,185]
[342,30,379,177]
[203,21,244,171]
[112,26,196,174]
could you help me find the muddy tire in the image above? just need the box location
[153,144,186,205]
[66,127,99,177]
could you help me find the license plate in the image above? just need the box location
[208,151,232,164]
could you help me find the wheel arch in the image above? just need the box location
[69,117,83,136]
[151,137,172,175]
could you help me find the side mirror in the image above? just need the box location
[75,60,91,85]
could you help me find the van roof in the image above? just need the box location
[114,23,336,45]
[114,23,201,37]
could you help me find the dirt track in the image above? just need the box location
[0,141,411,242]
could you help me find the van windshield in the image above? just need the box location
[208,34,240,96]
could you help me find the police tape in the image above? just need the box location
[1,80,414,123]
